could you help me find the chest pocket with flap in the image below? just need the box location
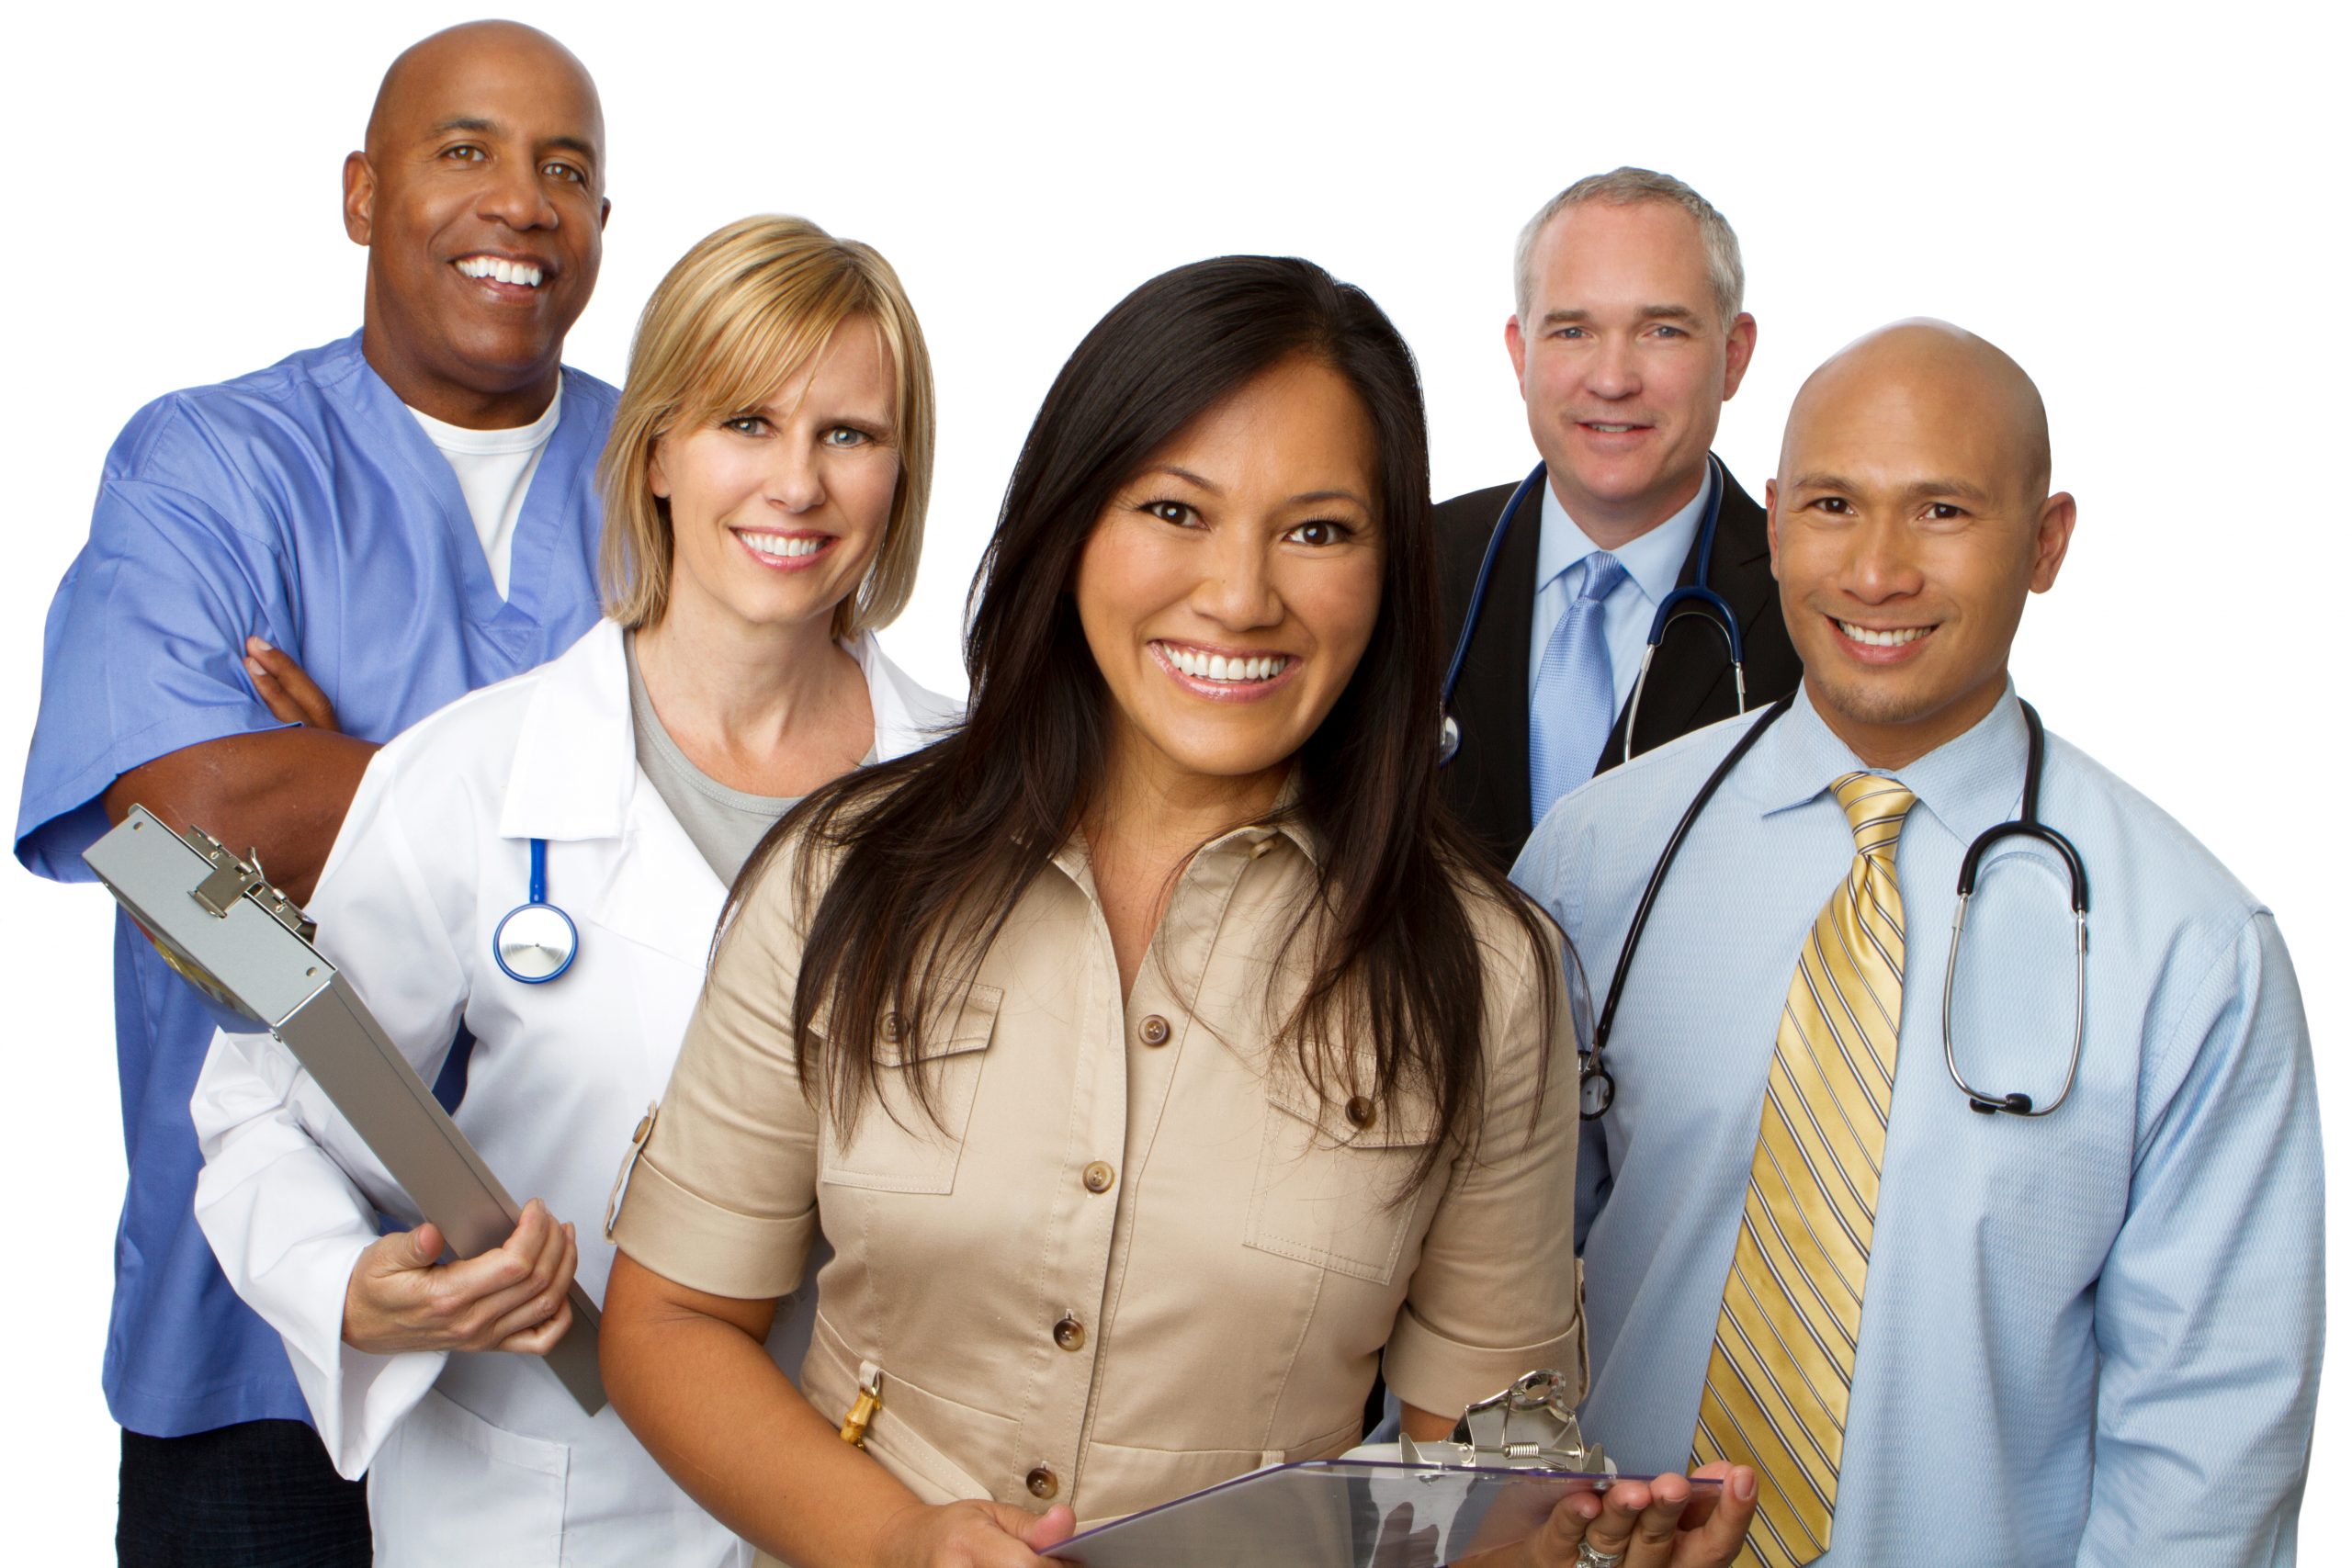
[1244,1069,1442,1286]
[819,982,1003,1196]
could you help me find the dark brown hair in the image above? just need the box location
[729,255,1555,1185]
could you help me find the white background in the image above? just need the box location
[3,1,2344,1558]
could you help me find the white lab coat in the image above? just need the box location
[192,619,958,1568]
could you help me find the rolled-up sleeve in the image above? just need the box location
[607,852,823,1301]
[17,412,300,876]
[1384,919,1584,1415]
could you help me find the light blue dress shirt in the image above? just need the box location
[1527,464,1713,712]
[1514,686,2322,1566]
[16,333,616,1437]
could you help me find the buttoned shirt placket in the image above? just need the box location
[1012,826,1289,1509]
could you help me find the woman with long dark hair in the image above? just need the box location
[600,257,1752,1567]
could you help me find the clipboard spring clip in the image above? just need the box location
[1398,1369,1613,1475]
[171,820,316,942]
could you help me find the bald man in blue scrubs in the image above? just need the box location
[16,23,616,1564]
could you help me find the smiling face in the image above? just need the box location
[1073,355,1385,805]
[1505,199,1755,543]
[1768,322,2075,767]
[650,315,901,644]
[345,23,607,426]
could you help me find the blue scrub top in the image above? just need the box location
[15,332,616,1437]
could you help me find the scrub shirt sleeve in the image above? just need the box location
[2075,911,2322,1568]
[1383,916,1585,1417]
[191,743,474,1480]
[607,842,824,1302]
[17,415,300,878]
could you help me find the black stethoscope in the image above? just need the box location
[492,837,579,984]
[1439,454,1747,768]
[1581,694,2090,1122]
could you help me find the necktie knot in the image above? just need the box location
[1574,551,1627,604]
[1832,772,1916,862]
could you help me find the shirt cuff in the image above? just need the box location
[607,1154,816,1302]
[1381,1295,1589,1423]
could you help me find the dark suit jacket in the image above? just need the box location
[1435,462,1801,867]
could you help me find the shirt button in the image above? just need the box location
[1026,1465,1059,1499]
[1138,1014,1170,1046]
[1081,1161,1116,1194]
[1053,1315,1087,1352]
[1345,1095,1377,1130]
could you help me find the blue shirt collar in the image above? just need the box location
[1732,679,2031,851]
[1535,460,1713,604]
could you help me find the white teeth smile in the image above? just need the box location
[1837,620,1928,648]
[739,532,825,559]
[1588,423,1635,434]
[1159,644,1289,682]
[456,255,545,288]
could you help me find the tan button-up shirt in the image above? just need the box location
[610,817,1582,1523]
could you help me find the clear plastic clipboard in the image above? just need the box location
[1049,1460,1678,1568]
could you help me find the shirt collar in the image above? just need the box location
[1046,774,1321,889]
[1535,460,1714,605]
[1733,679,2031,851]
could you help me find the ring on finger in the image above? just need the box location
[1576,1544,1626,1568]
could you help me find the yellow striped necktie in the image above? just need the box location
[1691,772,1917,1567]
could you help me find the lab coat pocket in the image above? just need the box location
[820,983,1002,1195]
[370,1388,566,1566]
[1244,1076,1442,1286]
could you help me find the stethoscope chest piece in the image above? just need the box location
[1578,1059,1615,1119]
[493,838,580,985]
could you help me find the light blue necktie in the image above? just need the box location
[1529,551,1628,822]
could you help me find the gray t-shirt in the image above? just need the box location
[625,633,804,886]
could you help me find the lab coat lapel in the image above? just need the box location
[492,620,727,967]
[589,787,728,972]
[590,784,729,1089]
[497,622,635,845]
[851,630,965,754]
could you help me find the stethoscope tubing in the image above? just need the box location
[1441,456,1746,769]
[1585,696,2090,1122]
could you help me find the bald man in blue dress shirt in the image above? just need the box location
[1514,321,2321,1565]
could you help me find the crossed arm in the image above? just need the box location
[102,637,373,903]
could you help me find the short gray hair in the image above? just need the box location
[1513,167,1745,328]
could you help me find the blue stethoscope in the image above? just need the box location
[1439,453,1747,768]
[492,838,579,984]
[1580,694,2090,1122]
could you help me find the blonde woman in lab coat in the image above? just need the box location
[190,215,959,1568]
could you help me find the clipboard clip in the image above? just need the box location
[1399,1369,1611,1475]
[169,819,317,942]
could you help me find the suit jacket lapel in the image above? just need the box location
[1450,480,1541,852]
[1602,470,1776,764]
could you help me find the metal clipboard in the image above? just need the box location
[1047,1460,1618,1568]
[84,806,605,1414]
